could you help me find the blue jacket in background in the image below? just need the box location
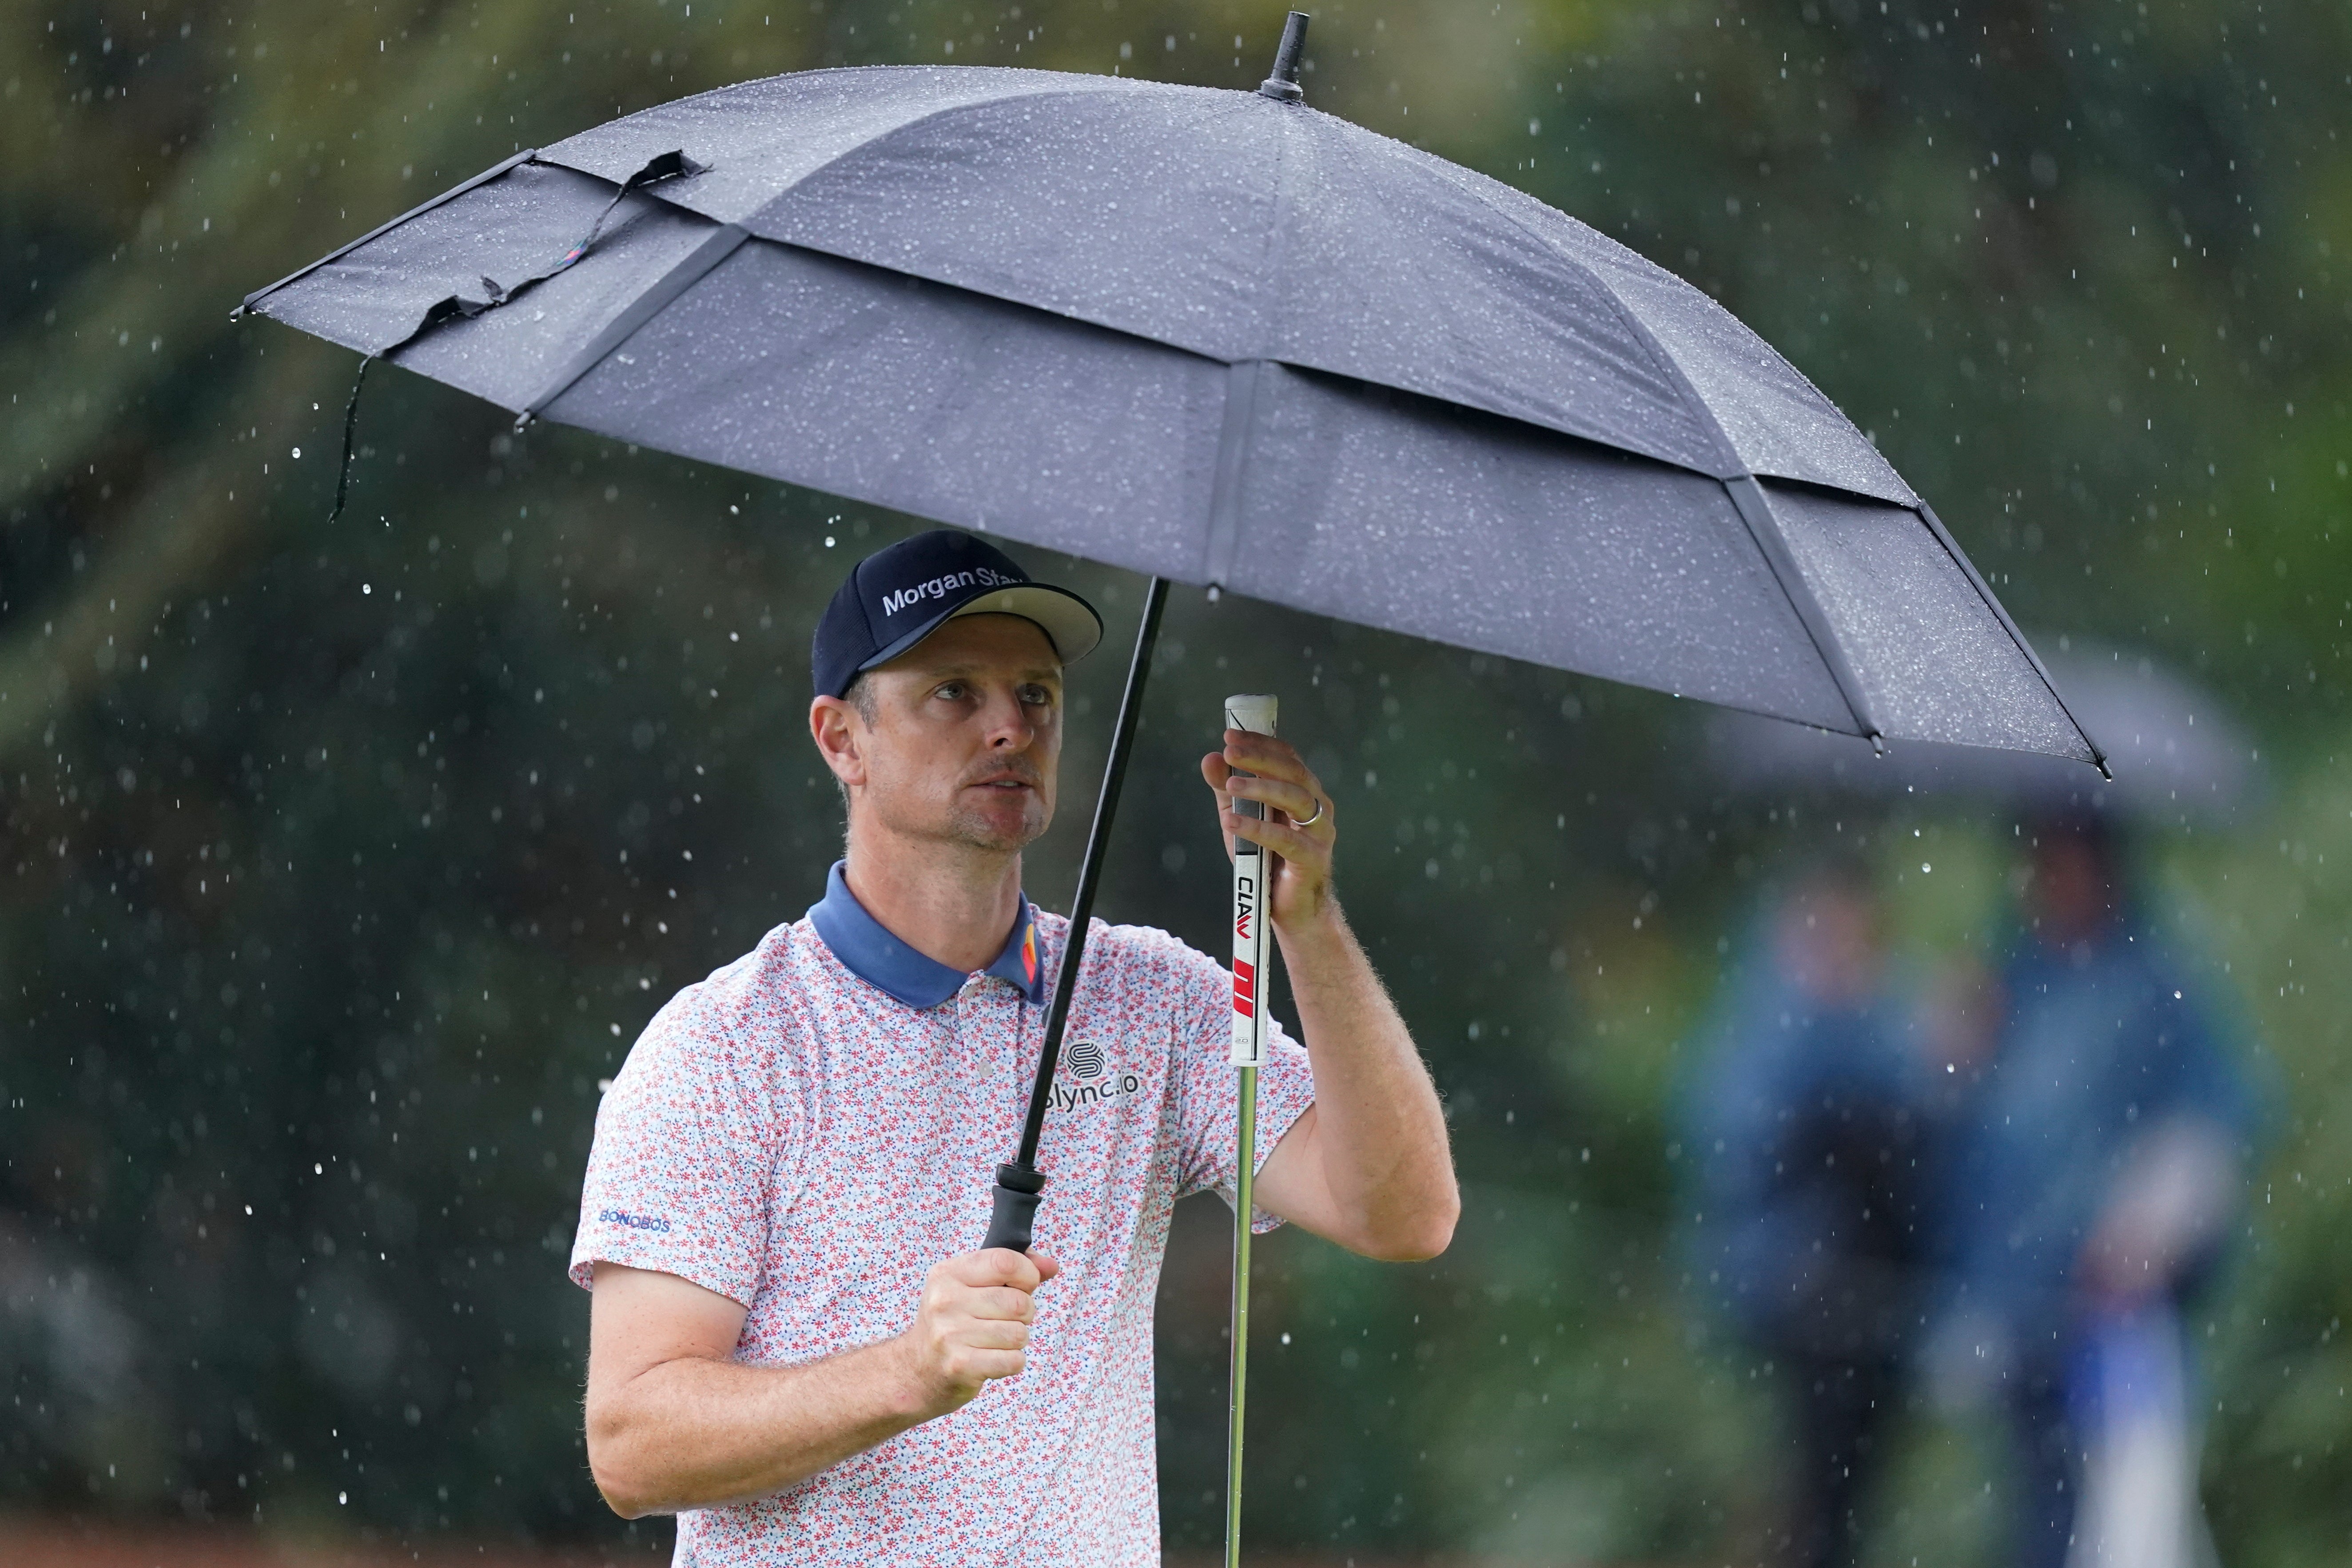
[1941,919,2260,1354]
[1685,964,1934,1360]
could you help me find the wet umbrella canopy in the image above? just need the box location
[238,18,2104,1562]
[239,40,2099,768]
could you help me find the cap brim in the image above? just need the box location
[857,582,1105,677]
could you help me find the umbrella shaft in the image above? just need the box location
[1013,576,1169,1170]
[1225,1063,1258,1568]
[982,577,1167,1256]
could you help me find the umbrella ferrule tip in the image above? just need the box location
[1258,10,1310,100]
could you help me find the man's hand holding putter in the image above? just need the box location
[572,531,1456,1565]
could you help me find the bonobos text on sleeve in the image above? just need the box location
[570,951,809,1306]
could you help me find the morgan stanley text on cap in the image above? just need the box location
[812,530,1104,700]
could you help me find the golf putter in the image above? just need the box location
[1223,692,1277,1568]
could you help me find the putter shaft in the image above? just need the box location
[1222,693,1276,1568]
[1226,1063,1258,1568]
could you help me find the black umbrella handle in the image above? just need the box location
[982,1162,1047,1254]
[981,576,1170,1254]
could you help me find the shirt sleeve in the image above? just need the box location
[1162,933,1317,1233]
[568,970,800,1305]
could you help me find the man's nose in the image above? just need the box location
[981,688,1036,748]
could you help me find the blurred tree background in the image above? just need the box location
[1,0,2347,1563]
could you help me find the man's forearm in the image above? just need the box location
[589,1336,924,1516]
[1274,899,1458,1259]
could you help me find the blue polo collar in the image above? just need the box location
[806,860,1045,1010]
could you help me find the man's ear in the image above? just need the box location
[809,695,868,791]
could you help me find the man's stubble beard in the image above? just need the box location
[862,774,1054,857]
[941,793,1051,855]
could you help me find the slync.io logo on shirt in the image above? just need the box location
[1054,1040,1139,1115]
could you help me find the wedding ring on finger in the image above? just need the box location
[1292,796,1325,828]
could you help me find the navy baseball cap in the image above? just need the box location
[812,530,1103,700]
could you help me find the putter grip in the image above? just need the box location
[1224,694,1277,822]
[1224,693,1278,742]
[1225,695,1277,1070]
[982,1163,1047,1254]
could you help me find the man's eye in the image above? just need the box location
[935,682,966,701]
[1021,686,1055,707]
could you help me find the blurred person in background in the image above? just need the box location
[1926,812,2259,1568]
[1685,855,1932,1568]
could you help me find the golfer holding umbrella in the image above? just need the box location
[569,528,1458,1563]
[242,16,2107,1561]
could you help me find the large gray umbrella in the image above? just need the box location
[237,16,2101,1556]
[240,39,2097,768]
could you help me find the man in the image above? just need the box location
[1684,856,1928,1568]
[1929,812,2257,1568]
[569,529,1458,1564]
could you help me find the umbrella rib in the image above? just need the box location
[1425,147,1922,506]
[537,70,1146,175]
[537,76,1232,239]
[1385,158,1898,743]
[1386,153,1742,478]
[1201,102,1297,588]
[235,147,540,318]
[1723,476,1882,744]
[509,223,752,428]
[1389,159,2083,760]
[1202,360,1268,587]
[1391,154,1890,742]
[1914,501,2110,776]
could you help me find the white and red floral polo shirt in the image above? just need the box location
[570,861,1316,1567]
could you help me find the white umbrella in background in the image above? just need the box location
[1708,637,2261,827]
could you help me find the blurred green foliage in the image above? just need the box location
[1,0,2348,1562]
